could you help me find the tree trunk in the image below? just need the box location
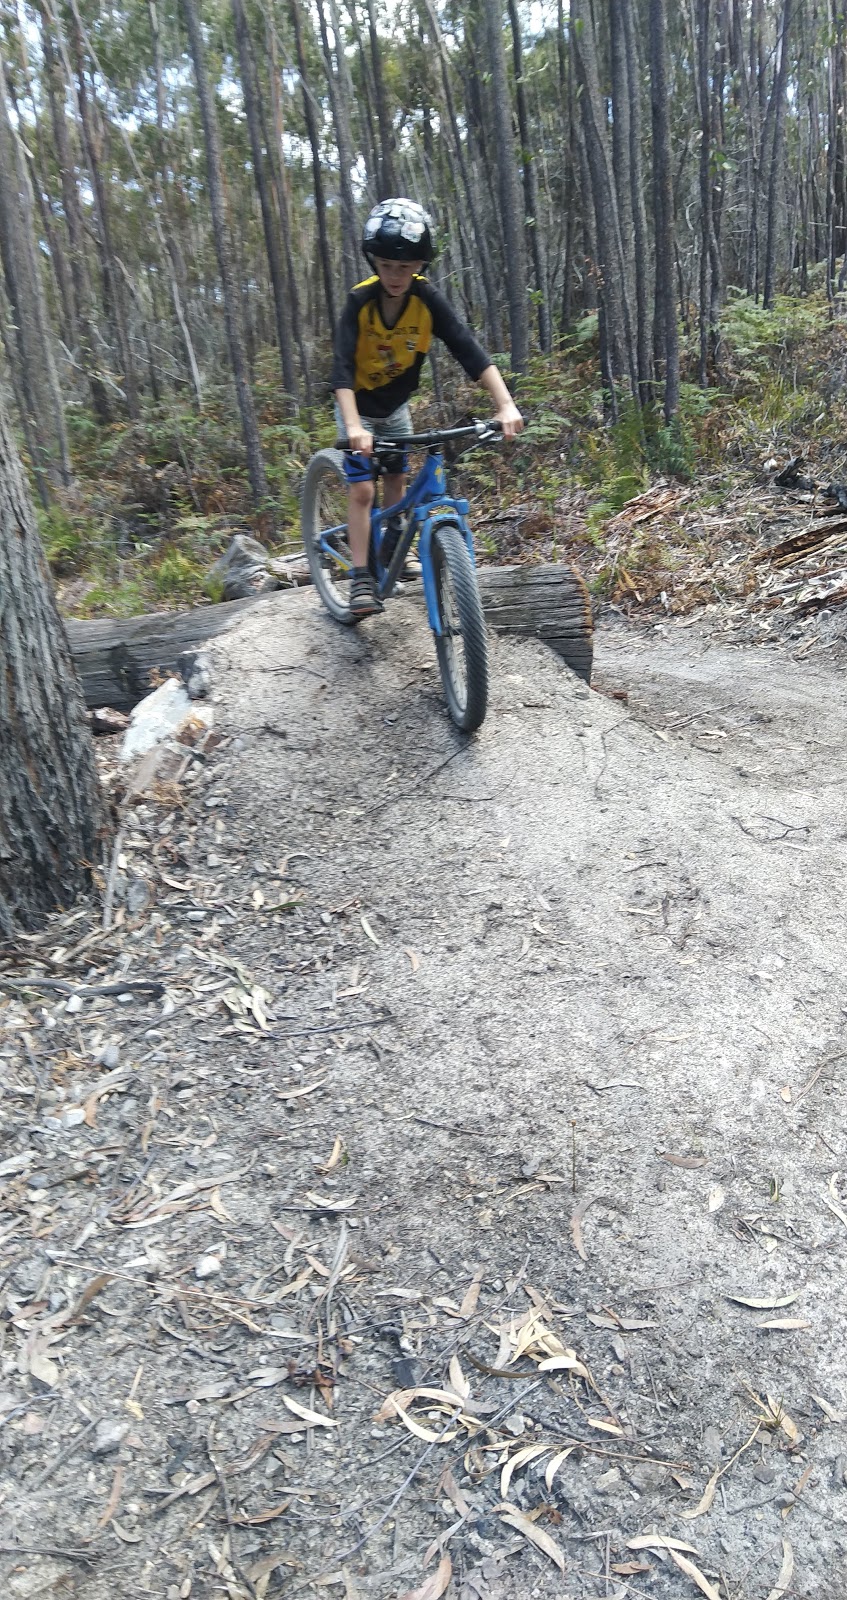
[421,0,503,349]
[0,392,101,935]
[263,4,313,400]
[316,0,359,288]
[364,0,397,197]
[507,0,551,352]
[621,0,653,399]
[38,7,113,426]
[763,0,792,307]
[290,0,337,336]
[649,0,680,419]
[0,56,72,506]
[232,0,298,402]
[180,0,270,507]
[483,0,529,371]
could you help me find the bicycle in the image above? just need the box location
[301,421,503,732]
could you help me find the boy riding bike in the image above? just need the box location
[332,198,523,618]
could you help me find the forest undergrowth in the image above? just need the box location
[43,289,847,638]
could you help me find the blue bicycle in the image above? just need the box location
[301,421,502,732]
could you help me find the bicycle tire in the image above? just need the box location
[301,448,358,625]
[431,523,488,732]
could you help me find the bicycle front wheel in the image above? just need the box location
[431,523,488,732]
[301,449,357,625]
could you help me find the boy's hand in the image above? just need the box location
[495,399,523,439]
[347,425,374,455]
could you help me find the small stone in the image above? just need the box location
[126,879,151,917]
[502,1414,526,1437]
[92,1419,129,1456]
[65,994,84,1015]
[62,1107,86,1128]
[194,1254,222,1280]
[753,1463,776,1485]
[96,1043,121,1070]
[703,1425,723,1464]
[596,1467,622,1491]
[628,1461,666,1494]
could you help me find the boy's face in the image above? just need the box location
[373,257,423,299]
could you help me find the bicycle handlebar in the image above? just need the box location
[334,420,505,452]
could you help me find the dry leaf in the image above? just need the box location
[538,1352,590,1380]
[459,1269,483,1319]
[495,1503,566,1574]
[360,915,381,946]
[317,1137,344,1175]
[281,1396,338,1429]
[124,1398,144,1420]
[304,1191,357,1212]
[209,1188,234,1224]
[628,1536,700,1554]
[438,1466,472,1517]
[275,1079,325,1100]
[757,1318,811,1330]
[404,948,421,973]
[544,1448,573,1490]
[110,1520,142,1543]
[681,1467,719,1521]
[500,1443,550,1497]
[667,1546,722,1599]
[587,1417,624,1435]
[447,1356,470,1402]
[27,1341,59,1387]
[393,1400,458,1444]
[726,1292,801,1309]
[765,1541,794,1600]
[812,1394,844,1423]
[659,1152,708,1169]
[94,1464,124,1532]
[708,1186,725,1212]
[397,1554,452,1600]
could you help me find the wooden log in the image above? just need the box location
[65,597,262,710]
[66,562,593,709]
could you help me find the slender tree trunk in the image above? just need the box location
[263,3,313,400]
[67,0,140,418]
[621,0,653,398]
[364,0,397,197]
[483,0,529,371]
[316,0,359,287]
[38,8,112,425]
[0,392,101,934]
[697,0,714,384]
[290,0,337,336]
[0,57,72,505]
[649,0,680,418]
[763,0,791,307]
[507,0,551,352]
[232,0,298,402]
[180,0,269,506]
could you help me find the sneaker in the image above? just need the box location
[349,567,383,618]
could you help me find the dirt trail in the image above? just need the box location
[3,589,846,1600]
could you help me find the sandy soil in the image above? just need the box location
[1,588,846,1600]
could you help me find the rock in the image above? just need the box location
[125,878,151,918]
[178,649,213,700]
[95,1043,121,1069]
[209,534,278,601]
[596,1466,622,1491]
[121,677,212,763]
[194,1254,222,1280]
[92,1419,130,1456]
[703,1424,723,1464]
[90,706,130,736]
[627,1460,667,1494]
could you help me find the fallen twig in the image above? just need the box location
[29,1418,102,1490]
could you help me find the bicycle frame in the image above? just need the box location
[317,446,475,636]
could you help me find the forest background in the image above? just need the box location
[2,0,847,621]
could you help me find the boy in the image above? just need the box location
[332,198,523,617]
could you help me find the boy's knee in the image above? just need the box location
[349,480,374,511]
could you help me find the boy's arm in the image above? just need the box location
[331,293,373,455]
[334,388,373,456]
[477,364,523,438]
[426,284,522,436]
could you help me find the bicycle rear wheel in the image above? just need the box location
[301,449,357,625]
[431,523,488,732]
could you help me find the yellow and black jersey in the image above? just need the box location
[331,275,491,419]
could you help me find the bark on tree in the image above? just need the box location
[483,0,529,371]
[0,56,72,506]
[263,2,313,400]
[763,0,792,306]
[649,0,680,418]
[365,0,397,196]
[0,392,101,936]
[232,0,298,402]
[316,0,359,287]
[507,0,551,351]
[180,0,270,506]
[290,0,337,336]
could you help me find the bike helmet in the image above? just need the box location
[362,199,435,265]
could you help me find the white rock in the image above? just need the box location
[121,678,212,764]
[92,1419,129,1456]
[194,1254,222,1280]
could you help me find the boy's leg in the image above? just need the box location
[347,478,374,569]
